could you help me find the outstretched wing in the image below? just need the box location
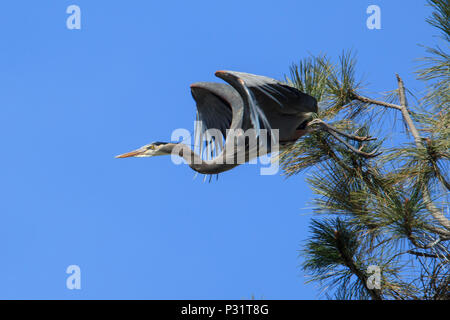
[215,70,318,133]
[190,82,242,160]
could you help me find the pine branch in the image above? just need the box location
[334,230,383,300]
[396,75,450,232]
[350,76,450,233]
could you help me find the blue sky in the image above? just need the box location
[0,1,437,299]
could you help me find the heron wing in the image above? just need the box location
[215,70,318,133]
[190,82,242,160]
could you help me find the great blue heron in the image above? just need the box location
[116,70,376,174]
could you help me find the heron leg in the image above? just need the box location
[306,119,380,158]
[308,119,376,142]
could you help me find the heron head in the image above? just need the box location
[115,141,171,158]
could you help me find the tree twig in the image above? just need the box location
[350,93,403,110]
[407,250,447,259]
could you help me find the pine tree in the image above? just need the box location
[281,0,449,299]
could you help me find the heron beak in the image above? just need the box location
[115,149,145,158]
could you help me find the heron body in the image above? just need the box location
[116,70,318,175]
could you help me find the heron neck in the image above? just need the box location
[167,143,238,175]
[167,143,202,166]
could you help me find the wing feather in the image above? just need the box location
[190,82,240,160]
